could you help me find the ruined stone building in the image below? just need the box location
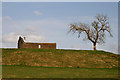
[18,36,56,49]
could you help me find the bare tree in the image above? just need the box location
[68,14,113,51]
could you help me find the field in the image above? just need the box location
[2,65,118,78]
[2,48,119,78]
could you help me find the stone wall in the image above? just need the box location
[22,43,56,49]
[18,36,56,49]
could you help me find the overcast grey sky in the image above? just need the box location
[2,2,118,54]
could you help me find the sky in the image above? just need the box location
[2,2,118,54]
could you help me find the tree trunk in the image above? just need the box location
[94,45,96,51]
[93,43,96,51]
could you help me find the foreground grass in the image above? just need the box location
[2,65,118,78]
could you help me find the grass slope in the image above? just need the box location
[2,48,119,68]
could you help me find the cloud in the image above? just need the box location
[2,32,46,43]
[34,11,42,16]
[24,34,46,43]
[25,25,36,32]
[2,32,19,43]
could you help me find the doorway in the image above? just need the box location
[38,45,41,48]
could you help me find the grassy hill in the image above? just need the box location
[2,48,119,68]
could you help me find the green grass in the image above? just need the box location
[2,65,118,78]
